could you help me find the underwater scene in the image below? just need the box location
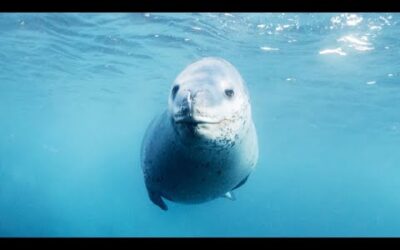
[0,13,400,237]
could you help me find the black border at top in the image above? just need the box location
[0,0,399,12]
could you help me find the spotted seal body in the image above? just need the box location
[141,57,258,210]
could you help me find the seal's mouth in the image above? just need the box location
[174,115,222,125]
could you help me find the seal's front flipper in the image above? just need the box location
[232,174,250,191]
[148,190,168,211]
[221,191,236,201]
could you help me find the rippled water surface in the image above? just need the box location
[0,13,400,236]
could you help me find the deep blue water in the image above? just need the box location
[0,13,400,237]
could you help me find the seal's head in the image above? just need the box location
[168,57,252,146]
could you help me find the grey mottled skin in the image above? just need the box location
[140,57,258,211]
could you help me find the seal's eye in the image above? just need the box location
[171,85,179,99]
[225,89,234,98]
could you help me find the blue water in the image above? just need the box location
[0,13,400,237]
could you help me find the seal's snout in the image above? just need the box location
[176,91,193,118]
[176,90,202,118]
[173,88,222,125]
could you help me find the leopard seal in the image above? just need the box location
[141,57,258,210]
